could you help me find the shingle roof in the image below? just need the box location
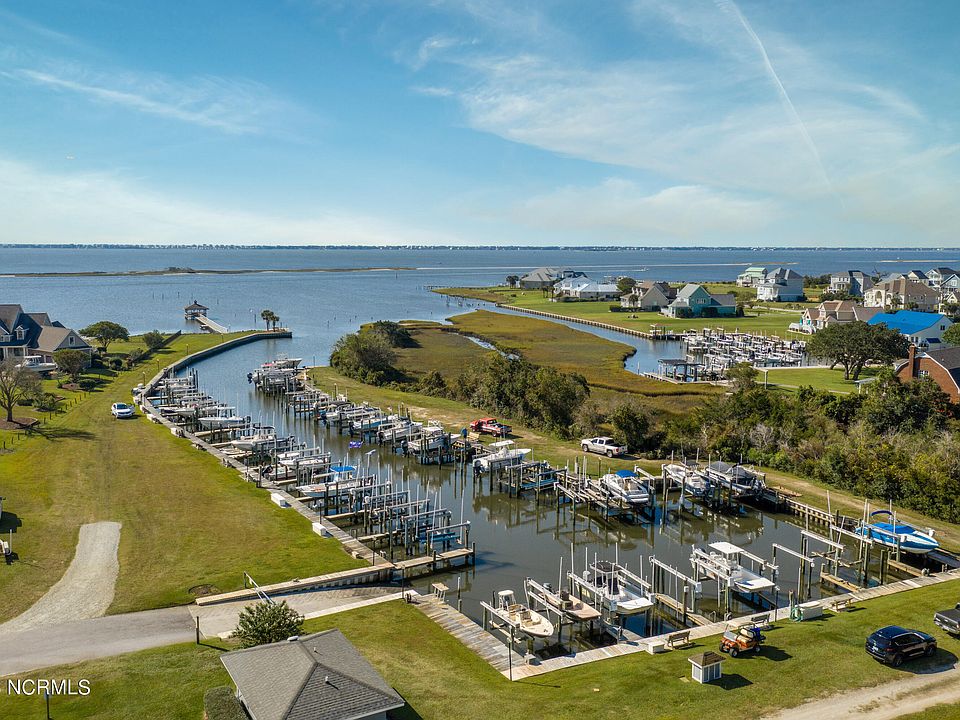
[868,310,947,335]
[926,346,960,371]
[220,629,403,720]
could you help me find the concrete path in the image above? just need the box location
[191,585,403,638]
[763,663,960,720]
[0,607,195,677]
[0,521,121,634]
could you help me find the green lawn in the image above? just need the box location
[5,580,960,719]
[762,366,881,394]
[0,332,363,623]
[437,286,803,337]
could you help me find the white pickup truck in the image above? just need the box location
[580,436,627,457]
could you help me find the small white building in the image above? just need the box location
[689,651,724,684]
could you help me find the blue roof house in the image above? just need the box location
[868,310,953,347]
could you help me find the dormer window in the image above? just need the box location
[15,327,25,340]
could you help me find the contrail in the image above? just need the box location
[717,0,838,198]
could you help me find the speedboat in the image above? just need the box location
[599,470,652,507]
[111,402,136,419]
[473,440,531,472]
[855,511,940,555]
[230,433,277,451]
[571,560,653,616]
[18,355,57,374]
[489,590,554,638]
[199,413,248,429]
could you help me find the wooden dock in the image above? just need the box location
[413,594,525,673]
[193,315,230,333]
[394,547,475,577]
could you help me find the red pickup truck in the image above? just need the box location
[470,417,512,437]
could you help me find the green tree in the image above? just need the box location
[616,276,637,294]
[260,309,280,330]
[608,400,650,452]
[367,321,414,348]
[53,349,88,382]
[726,362,759,392]
[505,274,520,286]
[806,321,909,381]
[0,359,42,423]
[142,330,165,350]
[329,331,398,385]
[233,601,304,648]
[79,321,129,353]
[942,323,960,346]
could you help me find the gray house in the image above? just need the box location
[827,270,874,297]
[662,284,736,318]
[516,268,585,290]
[0,304,92,365]
[756,267,804,302]
[220,630,405,720]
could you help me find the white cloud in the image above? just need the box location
[513,179,778,238]
[6,66,287,135]
[0,157,457,246]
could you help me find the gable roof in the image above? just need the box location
[184,300,209,311]
[868,310,948,335]
[220,630,403,720]
[764,266,802,282]
[872,277,938,298]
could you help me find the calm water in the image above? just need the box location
[6,246,919,635]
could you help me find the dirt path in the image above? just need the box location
[0,521,121,634]
[764,663,960,720]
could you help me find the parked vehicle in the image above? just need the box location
[865,626,937,666]
[934,603,960,635]
[470,417,511,437]
[719,626,765,657]
[110,402,136,419]
[580,436,627,457]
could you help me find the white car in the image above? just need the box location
[111,402,136,419]
[581,436,627,457]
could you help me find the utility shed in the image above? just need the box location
[220,629,405,720]
[688,651,724,684]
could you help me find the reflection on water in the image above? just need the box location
[185,345,900,640]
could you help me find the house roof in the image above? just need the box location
[35,326,91,353]
[741,266,766,273]
[184,300,209,311]
[872,277,938,298]
[868,310,948,335]
[220,630,404,720]
[929,267,958,276]
[765,267,802,281]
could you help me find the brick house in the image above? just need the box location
[896,345,960,403]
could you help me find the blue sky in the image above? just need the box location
[1,0,958,247]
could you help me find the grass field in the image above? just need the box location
[5,580,960,720]
[438,286,804,337]
[0,332,362,623]
[761,366,880,394]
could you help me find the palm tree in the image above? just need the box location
[260,309,272,329]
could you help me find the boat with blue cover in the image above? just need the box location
[855,510,939,554]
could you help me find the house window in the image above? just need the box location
[15,327,25,340]
[69,336,75,346]
[0,334,9,342]
[919,370,930,379]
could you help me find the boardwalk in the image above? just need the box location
[412,593,525,673]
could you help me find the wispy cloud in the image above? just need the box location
[7,66,285,135]
[513,179,778,238]
[0,156,456,246]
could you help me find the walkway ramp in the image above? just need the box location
[194,315,230,333]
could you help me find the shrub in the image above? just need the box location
[142,330,165,350]
[233,601,304,648]
[203,687,246,720]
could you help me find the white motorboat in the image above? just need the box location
[691,542,776,594]
[474,440,531,472]
[230,433,277,451]
[488,590,554,638]
[663,462,710,497]
[525,578,601,623]
[570,560,653,616]
[198,414,248,429]
[855,511,940,555]
[599,470,652,507]
[18,355,57,373]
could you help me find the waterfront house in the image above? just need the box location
[896,345,960,403]
[220,629,405,720]
[868,310,953,347]
[794,300,880,333]
[517,268,585,290]
[827,270,874,297]
[662,284,736,318]
[0,304,92,365]
[620,281,677,311]
[925,267,959,289]
[736,266,767,287]
[756,267,805,302]
[863,278,939,312]
[554,280,620,301]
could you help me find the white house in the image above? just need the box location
[756,267,804,302]
[926,267,959,289]
[555,280,621,301]
[793,300,880,333]
[863,278,940,312]
[516,268,585,290]
[736,266,767,287]
[827,270,874,297]
[868,310,953,347]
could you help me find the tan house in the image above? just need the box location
[794,300,880,333]
[863,278,939,312]
[620,281,677,311]
[896,346,960,403]
[0,304,92,365]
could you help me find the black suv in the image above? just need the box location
[865,626,937,666]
